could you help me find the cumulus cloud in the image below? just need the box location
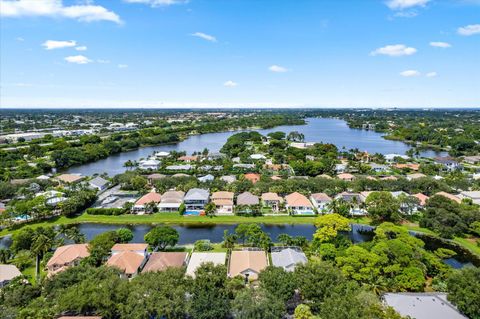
[118,64,128,68]
[370,44,417,56]
[123,0,187,7]
[75,46,87,51]
[269,65,288,73]
[223,80,238,87]
[0,0,122,24]
[429,41,451,48]
[457,24,480,36]
[426,72,437,77]
[191,32,217,42]
[42,40,76,50]
[64,55,92,64]
[386,0,430,10]
[400,70,421,77]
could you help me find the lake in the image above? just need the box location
[67,117,447,176]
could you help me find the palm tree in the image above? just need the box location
[31,233,53,279]
[0,248,11,263]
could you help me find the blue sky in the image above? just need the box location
[0,0,479,108]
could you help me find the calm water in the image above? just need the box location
[67,118,446,176]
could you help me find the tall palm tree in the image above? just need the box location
[31,233,53,279]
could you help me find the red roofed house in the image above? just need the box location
[133,191,161,214]
[244,173,261,184]
[413,193,429,207]
[337,173,356,182]
[107,243,149,278]
[47,244,89,276]
[285,192,314,215]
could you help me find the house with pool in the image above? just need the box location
[285,192,314,215]
[183,188,210,215]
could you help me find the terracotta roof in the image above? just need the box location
[316,174,333,179]
[135,192,161,205]
[107,250,145,275]
[47,244,89,268]
[56,174,84,183]
[270,176,282,180]
[310,193,332,202]
[261,192,283,202]
[244,173,260,183]
[285,192,312,207]
[435,192,462,204]
[178,155,199,161]
[413,193,429,206]
[111,243,148,252]
[211,191,234,200]
[394,163,420,171]
[142,252,187,273]
[337,173,355,180]
[228,251,268,280]
[381,176,398,181]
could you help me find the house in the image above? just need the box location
[154,151,170,158]
[198,174,214,183]
[233,163,255,169]
[236,192,259,206]
[46,244,90,276]
[380,175,398,181]
[186,252,226,278]
[285,192,314,215]
[133,191,162,214]
[36,190,67,206]
[393,163,420,171]
[142,252,188,273]
[107,250,146,278]
[369,163,389,173]
[261,192,283,212]
[172,173,190,178]
[463,155,480,165]
[211,191,235,215]
[310,193,332,213]
[89,176,109,191]
[220,175,236,184]
[184,188,210,211]
[334,163,347,174]
[413,193,429,207]
[384,154,410,163]
[250,153,266,160]
[271,247,307,272]
[159,190,185,212]
[228,250,268,281]
[335,192,366,216]
[166,164,193,171]
[406,173,427,180]
[459,191,480,205]
[337,173,355,181]
[138,159,160,170]
[207,152,226,160]
[435,192,462,204]
[111,243,148,257]
[178,155,199,163]
[316,174,333,179]
[435,156,460,171]
[244,173,261,184]
[147,173,166,184]
[383,293,467,319]
[0,264,22,287]
[55,173,84,184]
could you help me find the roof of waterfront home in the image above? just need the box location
[261,192,283,202]
[271,248,307,271]
[285,192,312,207]
[383,293,467,319]
[47,244,89,267]
[407,173,427,180]
[142,252,188,273]
[413,193,429,206]
[111,243,148,252]
[55,174,84,184]
[336,192,362,202]
[237,192,260,205]
[337,173,355,180]
[310,193,332,202]
[186,252,226,278]
[161,190,185,203]
[107,250,145,275]
[228,250,268,279]
[135,192,161,206]
[211,191,234,200]
[434,192,462,204]
[89,176,109,188]
[184,188,209,201]
[244,173,261,183]
[0,264,22,282]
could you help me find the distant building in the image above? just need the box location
[434,156,460,171]
[211,191,234,215]
[434,192,462,204]
[0,264,22,287]
[220,175,236,184]
[337,173,356,181]
[459,191,480,205]
[463,155,480,165]
[406,173,427,180]
[310,193,332,213]
[198,174,214,183]
[159,190,185,212]
[138,159,160,170]
[244,173,260,184]
[89,176,109,191]
[261,192,283,212]
[55,173,84,184]
[228,250,268,280]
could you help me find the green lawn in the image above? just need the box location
[453,237,480,256]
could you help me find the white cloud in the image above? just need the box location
[223,80,238,87]
[393,10,418,18]
[457,24,480,36]
[97,59,110,63]
[118,64,128,68]
[429,41,451,48]
[426,71,437,77]
[370,44,417,56]
[191,32,217,42]
[386,0,430,10]
[42,40,76,50]
[400,70,421,77]
[123,0,187,7]
[75,46,87,51]
[0,0,122,24]
[269,65,288,73]
[64,55,92,64]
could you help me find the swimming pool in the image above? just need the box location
[184,211,203,216]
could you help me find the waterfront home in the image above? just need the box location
[198,174,214,183]
[178,155,199,162]
[285,192,314,215]
[46,244,89,276]
[337,173,356,181]
[406,173,427,181]
[271,247,307,272]
[435,192,462,204]
[89,176,109,191]
[237,192,260,206]
[233,163,256,169]
[159,190,185,212]
[261,192,283,212]
[463,155,480,165]
[142,252,188,273]
[393,163,420,171]
[154,151,170,158]
[369,163,389,173]
[166,164,193,171]
[172,173,190,178]
[207,152,226,160]
[244,173,261,184]
[334,163,347,174]
[138,159,160,170]
[220,175,237,184]
[383,293,467,319]
[186,252,226,278]
[310,193,332,213]
[55,173,84,184]
[413,193,429,207]
[107,250,146,278]
[0,264,22,287]
[228,250,268,281]
[111,243,148,257]
[147,173,166,184]
[184,188,210,211]
[335,192,366,216]
[434,156,460,171]
[211,191,234,215]
[133,191,161,214]
[459,191,480,205]
[36,190,67,206]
